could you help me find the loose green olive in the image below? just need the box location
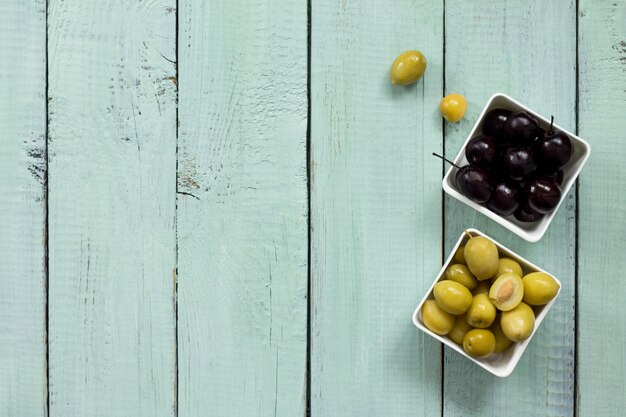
[433,280,473,315]
[449,315,473,345]
[491,319,513,353]
[496,258,523,279]
[472,281,491,296]
[464,236,499,280]
[500,302,535,342]
[522,272,560,305]
[463,329,496,358]
[489,272,524,311]
[440,93,467,123]
[454,245,466,264]
[445,264,478,290]
[390,50,427,86]
[421,300,455,335]
[465,293,496,328]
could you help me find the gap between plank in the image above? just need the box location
[305,0,312,414]
[174,0,180,415]
[45,0,50,414]
[440,1,446,416]
[573,0,580,414]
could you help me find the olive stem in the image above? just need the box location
[549,115,554,133]
[464,230,474,240]
[432,152,461,169]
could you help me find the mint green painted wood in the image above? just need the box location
[443,2,576,415]
[0,1,47,415]
[47,1,176,415]
[310,1,443,415]
[176,0,308,415]
[1,2,622,414]
[578,2,626,415]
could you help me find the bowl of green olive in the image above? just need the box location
[412,228,561,377]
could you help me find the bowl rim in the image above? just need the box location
[442,92,591,242]
[411,228,561,377]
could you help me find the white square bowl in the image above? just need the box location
[412,228,561,377]
[442,93,591,242]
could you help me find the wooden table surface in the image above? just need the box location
[1,0,624,416]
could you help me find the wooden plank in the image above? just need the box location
[176,0,308,415]
[310,1,443,416]
[47,1,177,415]
[577,1,626,415]
[442,1,576,415]
[0,1,47,415]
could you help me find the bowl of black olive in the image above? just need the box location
[441,93,591,242]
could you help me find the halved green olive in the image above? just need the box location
[489,272,524,311]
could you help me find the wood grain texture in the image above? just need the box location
[0,1,47,415]
[176,0,308,415]
[443,2,576,416]
[47,1,177,415]
[578,1,626,415]
[310,1,444,416]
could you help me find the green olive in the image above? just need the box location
[463,329,496,358]
[449,315,473,345]
[421,300,455,335]
[464,236,499,280]
[522,272,560,306]
[472,281,491,296]
[433,280,473,315]
[496,258,523,279]
[491,319,513,353]
[439,93,468,123]
[445,264,478,290]
[500,302,535,342]
[489,272,524,311]
[465,293,496,328]
[454,245,466,264]
[389,50,427,86]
